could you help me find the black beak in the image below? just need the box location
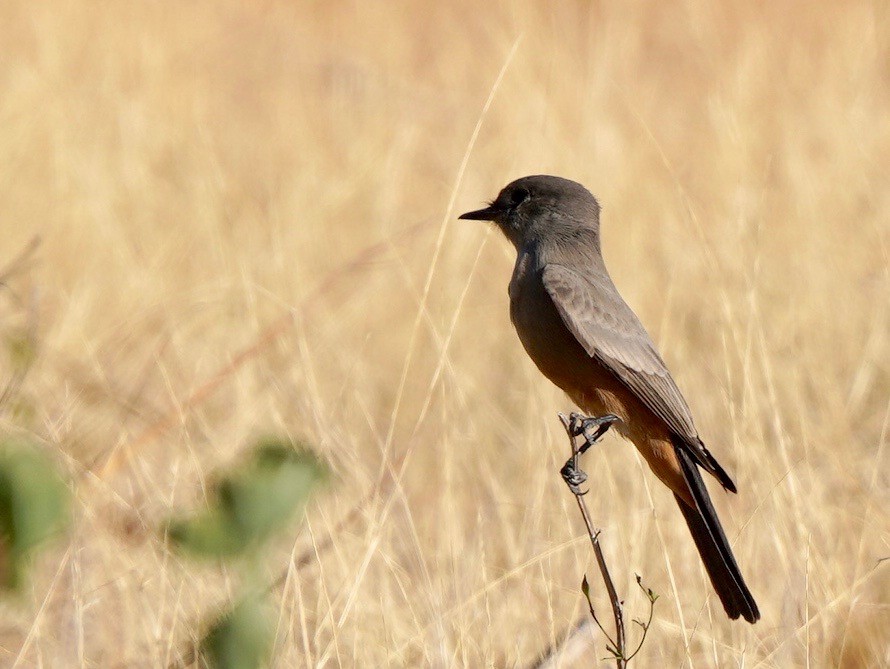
[458,204,501,221]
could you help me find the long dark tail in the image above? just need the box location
[673,442,760,623]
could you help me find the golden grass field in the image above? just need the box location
[1,1,888,666]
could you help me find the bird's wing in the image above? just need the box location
[542,262,736,491]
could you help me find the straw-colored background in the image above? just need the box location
[1,1,888,666]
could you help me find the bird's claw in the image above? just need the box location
[558,412,620,495]
[559,411,621,495]
[560,458,589,495]
[569,412,621,447]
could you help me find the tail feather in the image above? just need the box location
[673,441,760,623]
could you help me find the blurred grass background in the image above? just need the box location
[1,1,888,666]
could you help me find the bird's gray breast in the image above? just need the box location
[508,248,593,387]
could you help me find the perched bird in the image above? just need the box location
[460,175,759,623]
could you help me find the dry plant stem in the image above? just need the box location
[558,412,626,669]
[0,237,41,412]
[0,235,40,285]
[93,219,429,480]
[526,617,596,669]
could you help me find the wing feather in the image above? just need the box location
[542,263,736,491]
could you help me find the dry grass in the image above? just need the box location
[1,1,889,666]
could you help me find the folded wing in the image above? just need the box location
[541,262,736,492]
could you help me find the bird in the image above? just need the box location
[459,175,760,623]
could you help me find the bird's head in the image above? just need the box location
[459,175,601,250]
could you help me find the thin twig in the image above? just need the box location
[558,412,627,669]
[625,574,658,662]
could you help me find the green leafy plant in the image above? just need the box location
[169,440,326,559]
[167,438,327,669]
[200,596,272,669]
[0,440,68,591]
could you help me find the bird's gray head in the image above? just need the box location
[459,175,601,251]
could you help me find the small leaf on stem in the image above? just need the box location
[201,596,271,669]
[168,438,327,559]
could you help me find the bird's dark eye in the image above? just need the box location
[509,187,530,207]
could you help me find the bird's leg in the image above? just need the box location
[571,412,621,456]
[558,412,621,495]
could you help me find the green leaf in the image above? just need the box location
[168,438,326,559]
[167,509,246,559]
[201,596,271,669]
[0,441,68,591]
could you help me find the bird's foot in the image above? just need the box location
[565,412,621,455]
[557,412,621,495]
[560,457,589,495]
